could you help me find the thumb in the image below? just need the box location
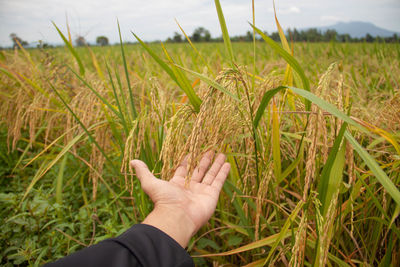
[130,160,156,194]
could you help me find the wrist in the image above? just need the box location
[142,205,197,248]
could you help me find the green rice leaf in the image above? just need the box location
[254,86,365,133]
[175,19,215,76]
[279,141,304,183]
[21,130,85,203]
[253,86,286,129]
[223,181,254,239]
[175,64,240,101]
[132,32,202,112]
[67,66,122,120]
[56,154,68,206]
[48,81,117,173]
[345,131,400,206]
[318,123,347,215]
[132,32,178,83]
[160,43,202,112]
[306,239,351,267]
[118,21,137,119]
[105,60,129,135]
[52,22,85,75]
[0,67,21,86]
[263,200,304,264]
[250,24,309,92]
[250,23,311,110]
[214,0,235,65]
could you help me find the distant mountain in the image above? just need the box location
[315,21,399,38]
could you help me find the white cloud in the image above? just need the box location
[286,6,301,14]
[320,15,348,22]
[268,6,301,15]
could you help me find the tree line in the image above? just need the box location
[5,27,399,49]
[5,33,110,49]
[166,27,399,43]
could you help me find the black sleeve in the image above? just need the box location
[44,224,194,267]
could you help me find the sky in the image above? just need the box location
[0,0,400,47]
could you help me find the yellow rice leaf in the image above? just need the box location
[87,46,106,82]
[195,229,295,257]
[242,258,266,267]
[273,1,290,53]
[272,100,282,179]
[351,116,400,155]
[273,1,294,86]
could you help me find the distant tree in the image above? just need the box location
[393,34,399,43]
[376,36,384,43]
[10,33,28,49]
[192,32,200,42]
[270,32,280,42]
[245,31,253,42]
[324,29,338,42]
[213,36,223,42]
[191,27,211,42]
[365,33,374,43]
[75,36,86,47]
[192,28,201,42]
[96,36,109,46]
[338,33,351,42]
[204,30,211,42]
[292,28,301,42]
[287,28,299,42]
[172,32,183,43]
[304,28,322,42]
[163,27,394,44]
[37,40,51,49]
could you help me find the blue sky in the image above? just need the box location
[0,0,399,47]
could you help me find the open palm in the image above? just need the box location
[130,152,230,232]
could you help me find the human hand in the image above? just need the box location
[130,151,230,248]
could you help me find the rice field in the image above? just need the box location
[0,6,400,266]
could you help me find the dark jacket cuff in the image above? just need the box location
[113,224,194,267]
